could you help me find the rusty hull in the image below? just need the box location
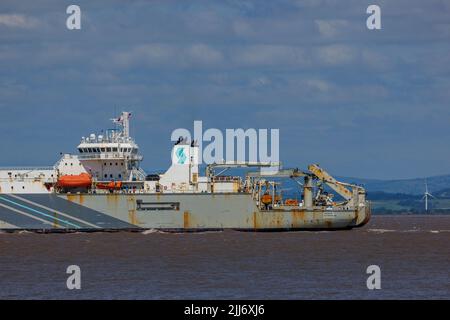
[60,193,370,231]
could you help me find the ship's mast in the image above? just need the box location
[111,111,131,138]
[122,111,130,138]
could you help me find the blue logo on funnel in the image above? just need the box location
[176,147,187,164]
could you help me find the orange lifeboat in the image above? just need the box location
[96,181,123,190]
[57,173,92,188]
[261,194,272,205]
[285,199,299,206]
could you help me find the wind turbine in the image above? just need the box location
[422,180,435,212]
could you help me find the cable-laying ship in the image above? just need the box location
[0,112,370,232]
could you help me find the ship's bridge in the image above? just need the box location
[77,136,143,162]
[72,112,146,182]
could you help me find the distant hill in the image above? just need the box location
[366,191,419,201]
[435,188,450,198]
[337,174,450,195]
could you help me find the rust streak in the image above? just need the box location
[128,210,137,225]
[183,211,190,229]
[291,210,306,228]
[53,211,58,229]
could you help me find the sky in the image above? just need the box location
[0,0,449,179]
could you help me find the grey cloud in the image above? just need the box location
[109,43,224,69]
[1,0,450,178]
[0,13,39,28]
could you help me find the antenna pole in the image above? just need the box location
[122,111,130,138]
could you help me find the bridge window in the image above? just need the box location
[101,148,105,152]
[78,148,83,153]
[112,147,118,152]
[106,148,111,152]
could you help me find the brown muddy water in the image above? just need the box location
[0,215,449,299]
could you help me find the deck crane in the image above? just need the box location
[307,164,366,208]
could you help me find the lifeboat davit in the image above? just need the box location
[57,173,92,188]
[96,181,123,190]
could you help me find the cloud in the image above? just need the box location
[1,0,450,178]
[315,19,349,37]
[232,45,307,67]
[109,43,224,69]
[185,44,224,65]
[316,45,356,65]
[304,79,331,92]
[0,14,38,28]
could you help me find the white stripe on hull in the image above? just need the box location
[0,203,55,227]
[9,194,100,229]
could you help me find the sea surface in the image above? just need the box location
[0,215,449,299]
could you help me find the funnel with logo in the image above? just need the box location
[172,145,189,165]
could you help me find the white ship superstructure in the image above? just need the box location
[0,112,236,195]
[76,112,146,183]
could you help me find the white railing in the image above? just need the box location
[78,153,143,161]
[0,166,54,171]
